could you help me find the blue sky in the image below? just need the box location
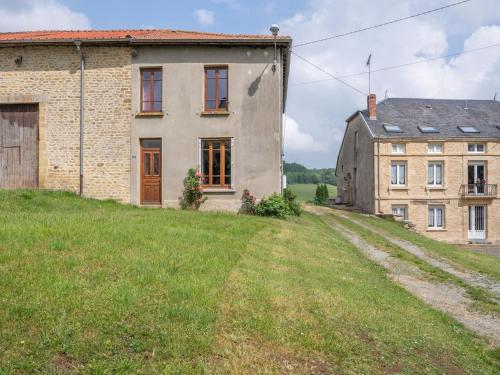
[2,0,500,168]
[62,0,303,33]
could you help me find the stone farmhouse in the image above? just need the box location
[0,29,291,210]
[336,95,500,244]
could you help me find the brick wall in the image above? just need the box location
[0,46,132,202]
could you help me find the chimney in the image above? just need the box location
[367,94,377,120]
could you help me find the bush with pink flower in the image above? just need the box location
[239,189,256,215]
[181,168,207,210]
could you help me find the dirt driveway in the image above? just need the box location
[306,205,500,346]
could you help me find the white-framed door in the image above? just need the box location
[468,205,486,240]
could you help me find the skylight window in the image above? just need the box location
[383,124,402,133]
[458,126,479,133]
[418,125,439,133]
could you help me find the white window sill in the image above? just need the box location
[390,186,409,190]
[135,111,165,117]
[202,188,236,194]
[426,186,446,191]
[426,228,447,232]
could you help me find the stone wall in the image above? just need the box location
[375,140,500,244]
[336,115,375,212]
[0,46,132,202]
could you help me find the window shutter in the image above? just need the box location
[230,138,235,189]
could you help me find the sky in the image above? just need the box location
[1,0,500,168]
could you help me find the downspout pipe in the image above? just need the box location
[377,138,381,214]
[75,41,84,196]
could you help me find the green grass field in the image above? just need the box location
[287,183,337,202]
[0,190,497,373]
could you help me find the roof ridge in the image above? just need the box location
[0,28,285,38]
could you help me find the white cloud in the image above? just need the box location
[280,0,500,167]
[284,115,328,153]
[194,9,215,26]
[0,0,90,31]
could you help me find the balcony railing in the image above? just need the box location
[459,184,497,198]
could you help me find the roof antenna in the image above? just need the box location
[384,89,388,99]
[494,92,497,101]
[366,54,372,94]
[464,100,468,111]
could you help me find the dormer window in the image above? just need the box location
[418,125,439,133]
[458,126,479,133]
[391,143,406,154]
[383,124,402,133]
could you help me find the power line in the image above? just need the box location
[290,41,500,87]
[293,0,473,48]
[291,51,368,96]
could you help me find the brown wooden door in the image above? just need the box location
[140,140,161,205]
[0,104,39,189]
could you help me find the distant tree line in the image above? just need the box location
[284,162,336,185]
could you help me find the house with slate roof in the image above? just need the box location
[0,29,291,210]
[336,94,500,244]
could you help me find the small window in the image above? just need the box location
[354,131,359,150]
[428,162,443,186]
[458,126,479,133]
[391,162,406,186]
[201,139,231,188]
[427,143,443,154]
[418,125,439,133]
[391,143,406,154]
[428,206,444,229]
[141,68,162,112]
[392,205,408,221]
[383,124,402,133]
[468,143,485,153]
[205,66,228,112]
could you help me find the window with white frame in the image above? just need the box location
[428,206,444,229]
[391,143,406,154]
[427,143,443,154]
[468,143,485,153]
[391,162,406,186]
[391,205,408,221]
[427,162,443,186]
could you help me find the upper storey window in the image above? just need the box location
[205,66,228,112]
[141,68,162,112]
[391,143,406,154]
[468,143,485,153]
[427,143,443,154]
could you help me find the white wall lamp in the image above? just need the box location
[270,24,279,73]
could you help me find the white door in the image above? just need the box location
[468,205,486,240]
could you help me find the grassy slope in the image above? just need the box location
[0,190,497,373]
[339,210,500,282]
[288,184,337,202]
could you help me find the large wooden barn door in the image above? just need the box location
[0,104,39,189]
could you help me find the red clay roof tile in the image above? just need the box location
[0,29,290,43]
